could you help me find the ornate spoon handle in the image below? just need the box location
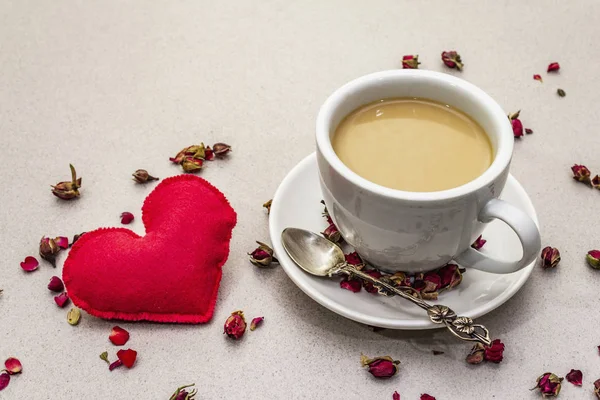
[331,262,491,346]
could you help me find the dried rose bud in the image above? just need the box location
[47,276,64,292]
[212,142,232,157]
[511,118,524,138]
[132,169,158,183]
[54,236,69,249]
[484,339,505,363]
[71,232,85,246]
[0,373,9,391]
[360,354,400,378]
[51,164,82,200]
[54,292,69,308]
[340,277,362,293]
[466,343,485,364]
[321,222,341,243]
[557,88,566,97]
[420,395,436,400]
[116,349,137,368]
[592,175,600,189]
[20,256,39,272]
[441,51,463,70]
[250,316,264,331]
[4,358,22,375]
[248,241,278,267]
[39,236,60,267]
[566,369,582,386]
[540,246,560,269]
[99,351,109,364]
[402,54,420,69]
[170,144,206,164]
[594,378,600,399]
[263,199,272,215]
[120,212,134,224]
[533,74,543,82]
[471,235,486,250]
[547,62,560,72]
[109,326,130,346]
[224,310,246,340]
[170,384,197,400]
[181,157,203,173]
[586,250,600,269]
[571,164,591,183]
[532,373,563,397]
[67,307,81,326]
[525,128,534,134]
[204,146,215,161]
[393,391,400,400]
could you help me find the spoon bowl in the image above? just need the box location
[281,227,345,276]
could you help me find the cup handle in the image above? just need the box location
[454,198,541,274]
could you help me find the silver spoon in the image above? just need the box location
[281,227,491,345]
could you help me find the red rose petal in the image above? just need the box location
[566,369,582,386]
[420,394,436,400]
[393,391,400,400]
[484,338,505,363]
[340,278,362,293]
[471,235,486,250]
[344,252,362,265]
[116,349,137,368]
[20,256,39,272]
[0,373,10,391]
[4,358,22,375]
[55,236,69,249]
[108,359,123,371]
[120,212,134,224]
[547,62,560,72]
[47,276,64,292]
[109,326,130,346]
[54,292,70,307]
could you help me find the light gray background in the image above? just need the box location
[1,1,599,399]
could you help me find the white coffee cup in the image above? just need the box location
[316,70,541,274]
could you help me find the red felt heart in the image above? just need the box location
[63,175,236,323]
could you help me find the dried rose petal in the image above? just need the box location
[224,310,246,340]
[525,128,534,134]
[441,50,463,70]
[547,62,560,72]
[471,235,486,250]
[108,359,123,371]
[572,164,591,183]
[586,250,600,269]
[20,256,39,272]
[340,277,362,293]
[533,74,543,82]
[39,236,60,267]
[402,55,420,69]
[438,264,462,289]
[345,252,363,266]
[532,372,563,397]
[250,317,264,331]
[360,354,400,378]
[321,222,341,243]
[120,212,134,224]
[0,373,9,391]
[4,358,22,375]
[594,378,600,399]
[51,164,81,200]
[54,236,69,249]
[420,394,436,400]
[484,339,505,363]
[263,199,272,215]
[566,369,582,386]
[248,241,278,267]
[204,147,215,161]
[170,384,198,400]
[541,246,561,269]
[362,270,383,294]
[116,349,137,368]
[47,276,64,292]
[54,292,70,308]
[423,272,442,290]
[392,391,400,400]
[212,143,232,156]
[557,88,566,97]
[511,118,524,138]
[109,326,130,346]
[466,343,485,364]
[132,169,158,183]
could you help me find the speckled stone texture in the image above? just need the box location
[1,1,599,399]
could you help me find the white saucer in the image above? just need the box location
[269,153,539,330]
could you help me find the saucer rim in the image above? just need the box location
[269,152,538,330]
